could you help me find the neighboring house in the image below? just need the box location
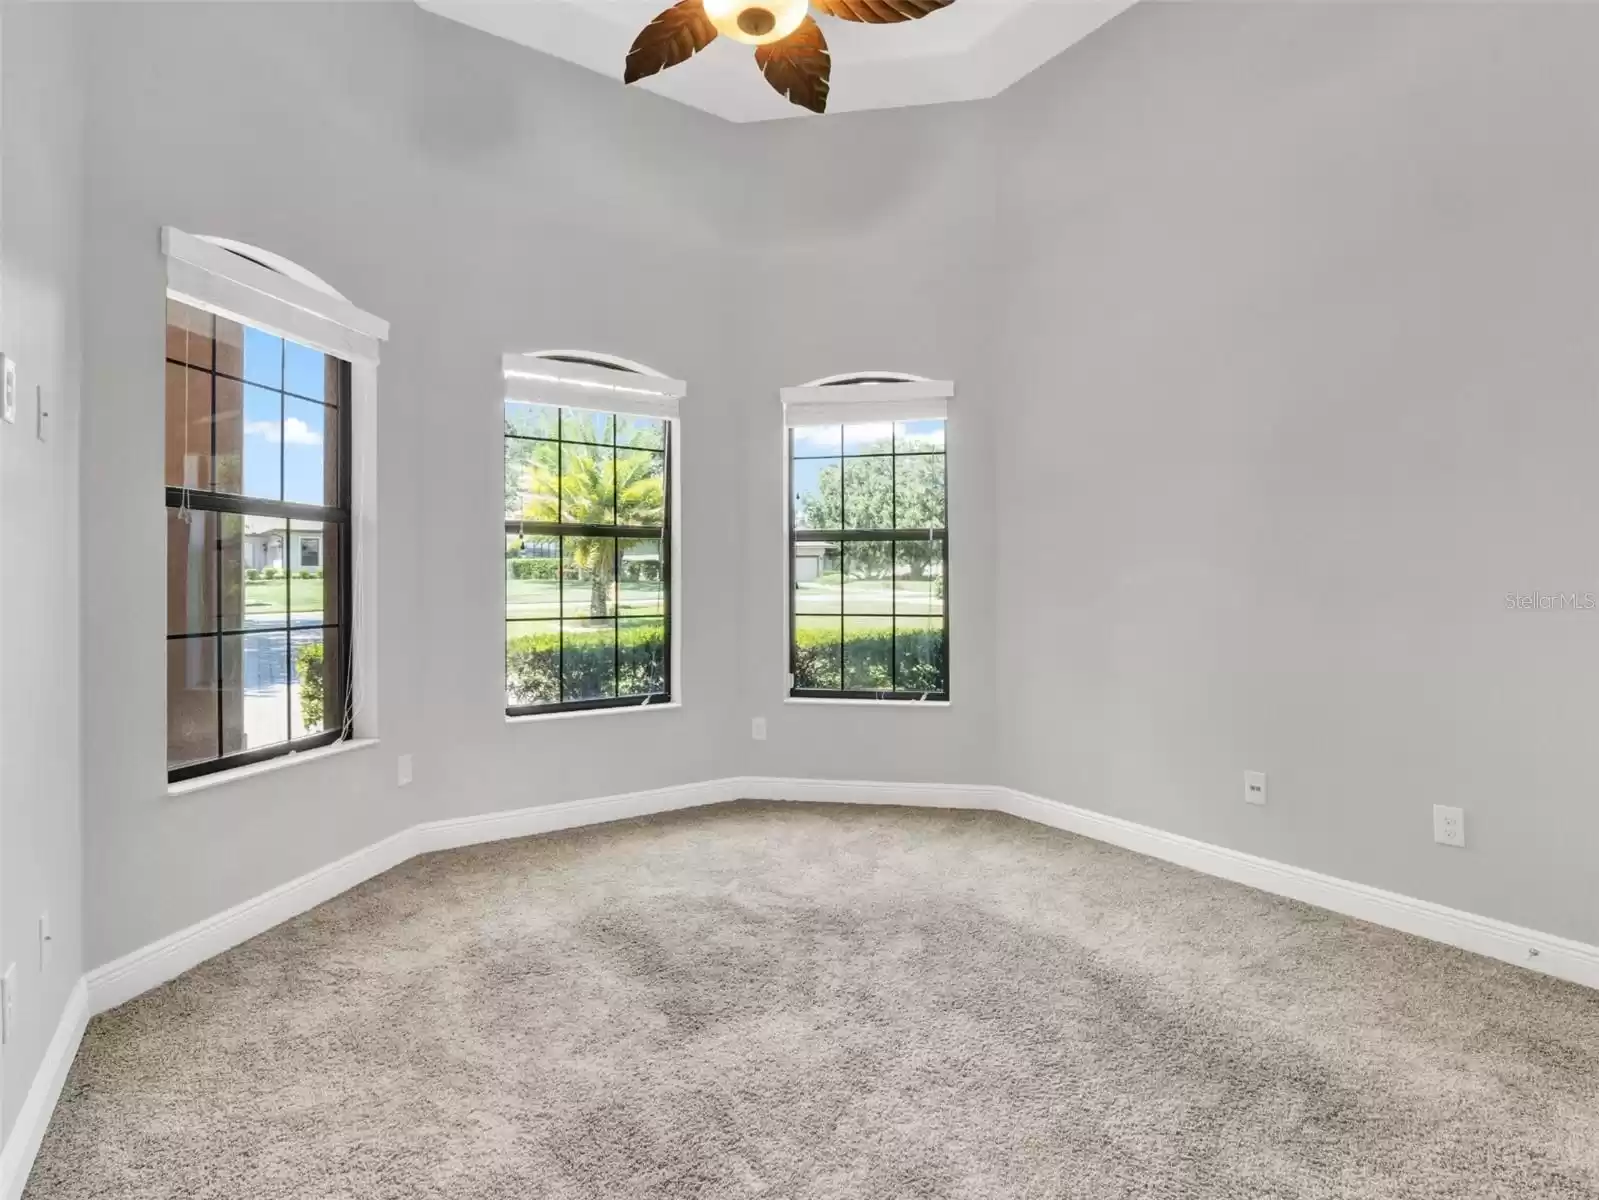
[243,528,323,572]
[793,543,838,583]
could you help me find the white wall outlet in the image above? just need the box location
[397,754,414,787]
[36,385,50,442]
[751,717,767,742]
[1433,804,1466,848]
[1,964,16,1045]
[1,354,16,423]
[39,912,53,972]
[1243,770,1267,806]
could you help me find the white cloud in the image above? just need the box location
[244,417,322,446]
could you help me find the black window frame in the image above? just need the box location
[165,304,355,783]
[787,378,949,702]
[504,355,674,717]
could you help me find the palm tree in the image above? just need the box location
[516,437,664,618]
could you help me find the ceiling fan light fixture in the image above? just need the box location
[703,0,808,45]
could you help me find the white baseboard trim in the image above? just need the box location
[84,829,418,1016]
[80,778,1599,1023]
[11,775,1592,1197]
[0,978,88,1200]
[414,779,738,855]
[734,776,1007,810]
[1001,789,1599,993]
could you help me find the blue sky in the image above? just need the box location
[240,327,333,504]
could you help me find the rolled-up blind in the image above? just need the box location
[163,227,390,365]
[780,377,953,426]
[503,353,684,421]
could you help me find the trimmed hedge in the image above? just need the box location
[507,622,666,705]
[508,557,559,581]
[297,641,325,728]
[793,623,945,693]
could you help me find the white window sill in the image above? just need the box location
[167,737,380,797]
[507,701,681,725]
[783,697,951,709]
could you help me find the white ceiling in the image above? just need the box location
[417,0,1137,122]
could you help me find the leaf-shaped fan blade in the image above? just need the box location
[754,16,831,114]
[624,0,718,84]
[809,0,952,23]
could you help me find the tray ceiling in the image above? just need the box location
[417,0,1137,122]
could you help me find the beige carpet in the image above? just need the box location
[26,802,1599,1198]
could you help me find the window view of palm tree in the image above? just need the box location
[504,387,670,713]
[790,419,947,698]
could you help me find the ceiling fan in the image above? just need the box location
[623,0,954,114]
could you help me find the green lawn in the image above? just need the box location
[244,577,325,615]
[505,578,665,621]
[794,576,942,616]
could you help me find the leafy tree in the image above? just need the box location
[797,445,944,581]
[506,416,664,618]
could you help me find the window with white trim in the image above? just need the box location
[503,352,681,715]
[163,229,388,782]
[783,374,952,701]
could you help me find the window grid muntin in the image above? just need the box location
[505,376,672,716]
[164,303,354,782]
[789,419,948,700]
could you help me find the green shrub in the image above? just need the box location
[509,557,558,582]
[792,623,945,694]
[507,623,665,705]
[245,568,262,582]
[297,641,325,729]
[263,567,281,580]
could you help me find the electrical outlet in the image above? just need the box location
[2,964,17,1045]
[751,717,767,742]
[1243,770,1267,806]
[1,354,16,423]
[397,754,414,787]
[39,913,53,973]
[1433,804,1465,848]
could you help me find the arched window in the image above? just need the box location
[502,350,684,717]
[780,372,954,702]
[162,229,388,783]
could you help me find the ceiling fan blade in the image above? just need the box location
[624,0,718,84]
[809,0,953,23]
[754,15,831,114]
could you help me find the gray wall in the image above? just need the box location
[0,2,85,1139]
[57,0,1599,988]
[733,102,1002,785]
[76,1,754,969]
[990,3,1599,945]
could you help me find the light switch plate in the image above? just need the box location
[397,754,414,787]
[2,963,16,1045]
[1,354,16,423]
[36,385,50,442]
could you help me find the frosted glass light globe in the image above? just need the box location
[703,0,809,45]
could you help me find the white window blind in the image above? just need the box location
[502,353,685,422]
[780,377,953,427]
